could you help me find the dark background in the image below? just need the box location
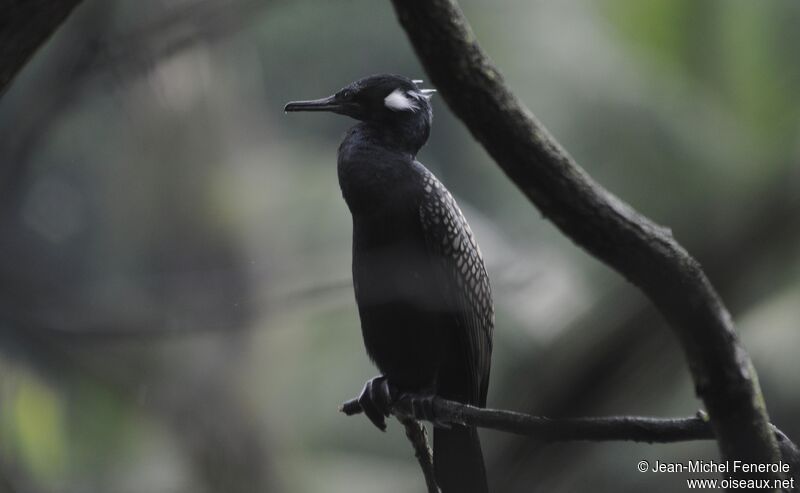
[0,0,798,491]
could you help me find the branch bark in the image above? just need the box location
[0,0,85,96]
[389,0,782,482]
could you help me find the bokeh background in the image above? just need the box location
[1,0,799,492]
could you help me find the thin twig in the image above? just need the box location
[398,417,440,493]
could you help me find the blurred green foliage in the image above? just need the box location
[7,373,66,478]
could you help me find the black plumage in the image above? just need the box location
[286,74,493,493]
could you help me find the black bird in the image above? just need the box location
[285,74,493,493]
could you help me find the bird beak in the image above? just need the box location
[284,95,341,113]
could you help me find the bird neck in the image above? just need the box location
[355,114,431,158]
[337,119,429,217]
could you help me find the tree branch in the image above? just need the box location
[398,417,440,493]
[341,395,800,485]
[342,396,713,443]
[0,0,85,96]
[388,0,783,480]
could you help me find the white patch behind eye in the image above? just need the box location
[384,88,419,112]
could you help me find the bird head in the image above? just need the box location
[284,74,435,124]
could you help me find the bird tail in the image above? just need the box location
[434,425,488,493]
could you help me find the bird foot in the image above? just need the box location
[357,375,397,431]
[399,392,452,429]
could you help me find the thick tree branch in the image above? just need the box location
[0,0,85,96]
[389,0,782,480]
[342,395,799,485]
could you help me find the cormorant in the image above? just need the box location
[285,74,493,493]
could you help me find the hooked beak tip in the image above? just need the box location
[283,101,303,112]
[283,96,340,113]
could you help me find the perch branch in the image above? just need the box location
[342,394,799,483]
[388,0,782,479]
[343,395,712,443]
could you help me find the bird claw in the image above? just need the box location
[401,392,452,429]
[357,375,396,431]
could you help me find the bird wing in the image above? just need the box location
[418,168,493,406]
